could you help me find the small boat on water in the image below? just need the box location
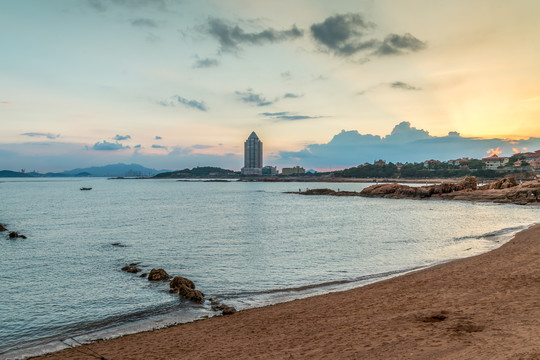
[80,187,92,191]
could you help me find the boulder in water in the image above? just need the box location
[148,268,171,281]
[177,284,205,304]
[0,224,6,232]
[170,276,196,291]
[222,305,236,315]
[122,264,141,273]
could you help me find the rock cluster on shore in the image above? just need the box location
[120,264,236,314]
[295,176,540,205]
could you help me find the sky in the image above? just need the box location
[1,0,540,172]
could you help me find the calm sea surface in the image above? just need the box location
[1,178,539,359]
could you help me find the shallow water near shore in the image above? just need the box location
[1,178,539,359]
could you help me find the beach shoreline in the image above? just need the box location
[32,223,540,360]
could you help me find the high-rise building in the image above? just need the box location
[241,131,263,175]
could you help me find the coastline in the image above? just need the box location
[34,224,540,360]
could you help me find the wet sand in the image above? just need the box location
[36,224,540,360]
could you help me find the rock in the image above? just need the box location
[148,268,171,281]
[121,264,141,273]
[479,176,518,190]
[9,232,19,239]
[19,234,27,239]
[222,305,236,315]
[456,176,477,191]
[111,242,127,247]
[170,276,196,292]
[212,304,225,311]
[0,224,6,232]
[139,273,147,278]
[177,284,204,304]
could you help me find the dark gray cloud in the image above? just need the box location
[310,13,426,58]
[261,112,322,121]
[374,33,426,56]
[134,144,142,148]
[390,81,421,91]
[155,136,162,140]
[113,134,131,141]
[310,13,377,56]
[235,89,274,106]
[93,140,130,151]
[152,144,167,149]
[193,57,220,68]
[158,95,208,111]
[283,93,303,99]
[21,132,60,140]
[206,17,303,52]
[131,18,157,28]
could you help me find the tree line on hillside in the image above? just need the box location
[334,162,533,179]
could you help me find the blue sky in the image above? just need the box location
[1,0,539,171]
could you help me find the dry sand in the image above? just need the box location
[36,225,540,360]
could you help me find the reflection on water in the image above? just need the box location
[0,178,538,358]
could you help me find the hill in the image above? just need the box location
[154,166,239,179]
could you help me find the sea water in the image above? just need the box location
[1,178,539,359]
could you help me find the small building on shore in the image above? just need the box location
[282,166,305,175]
[482,155,509,169]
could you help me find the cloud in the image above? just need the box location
[134,144,142,148]
[21,132,60,140]
[155,136,162,140]
[261,112,322,121]
[158,95,208,111]
[93,140,130,151]
[191,144,214,149]
[205,17,303,53]
[390,81,421,91]
[373,33,426,56]
[131,18,157,28]
[193,57,220,68]
[310,13,426,58]
[88,0,166,12]
[1,101,12,104]
[281,71,292,80]
[283,93,303,99]
[383,121,431,144]
[113,134,131,141]
[276,122,540,169]
[152,144,167,149]
[310,13,377,56]
[235,89,274,106]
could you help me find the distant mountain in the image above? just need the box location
[60,163,168,177]
[154,166,239,179]
[0,170,34,177]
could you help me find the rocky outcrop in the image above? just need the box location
[296,176,539,205]
[148,268,171,281]
[479,177,518,190]
[122,263,141,273]
[0,224,6,232]
[211,302,237,315]
[8,231,26,239]
[178,285,205,304]
[170,276,195,291]
[169,276,204,303]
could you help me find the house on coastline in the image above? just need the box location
[482,155,509,169]
[513,150,540,169]
[448,158,471,167]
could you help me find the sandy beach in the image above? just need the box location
[35,224,540,360]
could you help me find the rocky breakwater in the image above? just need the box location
[360,176,540,205]
[296,176,540,205]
